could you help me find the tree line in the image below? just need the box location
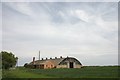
[0,51,18,69]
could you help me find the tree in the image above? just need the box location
[1,51,18,69]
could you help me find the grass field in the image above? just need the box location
[2,66,119,78]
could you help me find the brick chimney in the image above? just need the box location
[60,56,62,58]
[55,57,57,59]
[33,57,35,64]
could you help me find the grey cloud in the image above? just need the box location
[2,2,118,66]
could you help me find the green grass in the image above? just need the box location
[0,69,2,79]
[2,67,54,78]
[2,66,119,78]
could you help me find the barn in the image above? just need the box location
[27,56,82,69]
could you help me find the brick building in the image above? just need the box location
[27,56,82,69]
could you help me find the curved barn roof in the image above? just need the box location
[58,57,82,65]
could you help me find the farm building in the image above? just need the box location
[26,56,82,69]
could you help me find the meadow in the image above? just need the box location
[2,66,120,79]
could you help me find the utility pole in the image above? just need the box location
[39,50,40,60]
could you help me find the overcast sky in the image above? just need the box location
[2,2,118,66]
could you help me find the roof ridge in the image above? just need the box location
[35,57,65,61]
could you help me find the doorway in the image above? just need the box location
[34,65,37,68]
[69,62,74,68]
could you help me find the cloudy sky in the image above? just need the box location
[2,2,118,66]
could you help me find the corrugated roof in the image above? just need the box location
[29,58,65,66]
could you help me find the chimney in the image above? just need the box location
[33,57,35,64]
[42,58,44,60]
[46,58,48,60]
[60,56,62,58]
[55,57,57,59]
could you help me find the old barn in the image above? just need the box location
[27,56,82,69]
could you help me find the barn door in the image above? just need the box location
[69,62,74,68]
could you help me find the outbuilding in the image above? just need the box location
[27,56,82,69]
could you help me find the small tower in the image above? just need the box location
[39,51,40,60]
